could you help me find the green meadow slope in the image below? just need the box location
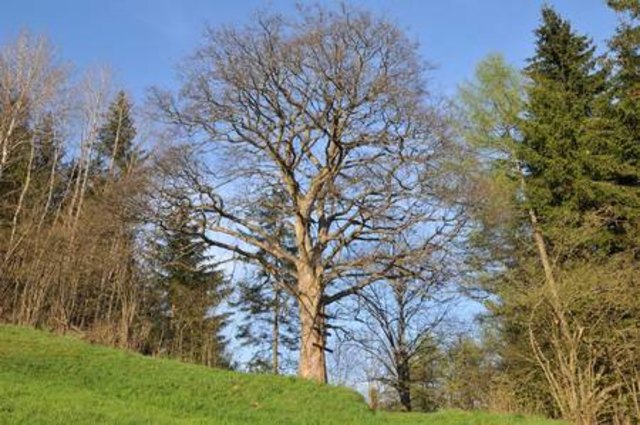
[0,325,562,425]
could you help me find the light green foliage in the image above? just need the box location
[457,54,527,253]
[458,53,524,154]
[0,326,564,425]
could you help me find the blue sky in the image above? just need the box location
[1,0,620,100]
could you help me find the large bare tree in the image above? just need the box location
[151,5,460,382]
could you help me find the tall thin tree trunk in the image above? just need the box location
[108,101,124,177]
[272,289,280,375]
[8,135,36,251]
[527,208,560,303]
[0,116,18,182]
[519,170,568,328]
[37,133,60,230]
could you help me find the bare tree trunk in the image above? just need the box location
[0,116,18,182]
[8,135,35,248]
[297,266,326,383]
[272,289,280,375]
[107,99,124,177]
[527,207,562,308]
[396,358,412,411]
[37,132,61,230]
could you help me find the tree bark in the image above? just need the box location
[396,356,412,411]
[297,265,327,383]
[527,208,561,306]
[518,171,561,305]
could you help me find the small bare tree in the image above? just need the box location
[345,260,454,411]
[151,5,460,382]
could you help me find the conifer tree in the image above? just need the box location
[31,114,64,214]
[155,205,230,367]
[521,6,640,255]
[97,90,137,175]
[233,274,299,374]
[606,0,640,240]
[33,113,59,172]
[0,100,32,228]
[231,188,299,374]
[520,7,608,250]
[608,1,640,97]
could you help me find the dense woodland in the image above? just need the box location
[1,2,639,424]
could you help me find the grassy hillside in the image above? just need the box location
[0,325,562,425]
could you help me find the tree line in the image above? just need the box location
[0,2,638,424]
[0,37,229,367]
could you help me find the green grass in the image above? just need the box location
[0,325,562,424]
